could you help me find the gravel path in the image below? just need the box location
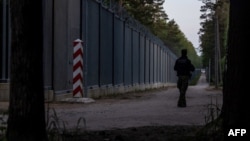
[48,73,223,131]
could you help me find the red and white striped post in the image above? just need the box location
[73,39,83,97]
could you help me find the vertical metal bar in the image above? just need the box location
[7,0,11,82]
[52,0,55,100]
[98,1,101,87]
[82,0,88,97]
[80,0,82,40]
[2,0,7,81]
[112,9,114,85]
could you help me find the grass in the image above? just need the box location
[0,110,8,141]
[195,95,224,141]
[45,103,87,141]
[1,73,223,141]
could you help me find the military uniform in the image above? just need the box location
[174,49,195,107]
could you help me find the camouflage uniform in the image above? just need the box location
[177,76,189,107]
[174,49,195,107]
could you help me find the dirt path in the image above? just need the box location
[48,73,222,131]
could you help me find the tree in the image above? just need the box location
[199,0,229,84]
[222,0,249,138]
[123,0,167,31]
[6,0,48,141]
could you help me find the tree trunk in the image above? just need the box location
[222,0,249,137]
[7,0,48,141]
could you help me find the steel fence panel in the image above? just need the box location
[139,34,145,84]
[159,46,162,82]
[43,0,53,90]
[0,0,10,82]
[113,17,124,85]
[149,41,154,84]
[132,30,139,85]
[166,52,170,82]
[53,0,71,92]
[86,0,100,87]
[153,43,158,83]
[145,38,150,84]
[100,8,113,86]
[124,25,132,85]
[163,49,167,83]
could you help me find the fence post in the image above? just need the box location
[73,39,83,97]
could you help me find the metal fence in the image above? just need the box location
[82,0,177,97]
[0,0,10,83]
[0,0,178,100]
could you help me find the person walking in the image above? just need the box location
[174,49,195,107]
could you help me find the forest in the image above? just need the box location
[2,0,249,141]
[122,0,229,86]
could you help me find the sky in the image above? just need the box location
[163,0,203,55]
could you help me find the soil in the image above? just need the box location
[45,73,223,141]
[1,73,224,141]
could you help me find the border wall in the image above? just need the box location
[0,0,178,101]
